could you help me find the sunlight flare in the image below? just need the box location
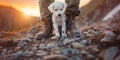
[21,8,40,17]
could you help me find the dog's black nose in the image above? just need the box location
[58,14,61,16]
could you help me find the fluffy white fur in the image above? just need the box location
[48,1,67,39]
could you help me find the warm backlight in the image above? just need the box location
[21,8,40,17]
[0,0,91,17]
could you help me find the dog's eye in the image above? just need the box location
[55,9,57,11]
[60,9,63,10]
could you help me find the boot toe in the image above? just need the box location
[73,32,82,38]
[35,33,44,40]
[35,33,53,40]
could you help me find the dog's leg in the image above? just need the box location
[61,17,67,39]
[52,17,60,38]
[54,23,60,37]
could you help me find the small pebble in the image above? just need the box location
[43,54,68,60]
[71,49,80,55]
[14,46,21,51]
[31,47,37,51]
[36,50,48,56]
[47,42,57,49]
[80,40,89,46]
[11,50,24,58]
[62,47,72,55]
[71,42,84,50]
[39,43,46,49]
[24,51,34,56]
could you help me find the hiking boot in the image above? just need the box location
[65,0,81,38]
[36,0,54,40]
[36,19,53,40]
[66,15,81,38]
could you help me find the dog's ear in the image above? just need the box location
[62,3,67,12]
[48,3,54,13]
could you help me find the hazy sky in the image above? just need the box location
[0,0,39,8]
[0,0,91,16]
[0,0,40,16]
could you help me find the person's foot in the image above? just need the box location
[35,32,52,40]
[71,30,81,38]
[66,14,82,38]
[35,19,53,40]
[69,19,81,38]
[69,26,82,38]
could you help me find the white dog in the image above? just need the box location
[48,1,67,39]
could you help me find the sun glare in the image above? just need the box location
[80,0,91,7]
[22,8,40,17]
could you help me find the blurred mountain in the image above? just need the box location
[0,6,40,32]
[77,0,120,26]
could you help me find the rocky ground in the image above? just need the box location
[0,4,120,60]
[0,28,101,60]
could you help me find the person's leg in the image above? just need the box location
[65,0,81,38]
[36,0,54,40]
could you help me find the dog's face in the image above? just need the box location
[48,1,67,17]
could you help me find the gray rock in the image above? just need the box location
[36,50,48,56]
[43,54,68,60]
[14,46,21,51]
[24,46,31,51]
[1,48,7,54]
[71,42,85,51]
[33,44,39,47]
[80,50,88,55]
[63,38,80,45]
[47,42,57,49]
[88,30,96,34]
[67,58,73,60]
[103,47,119,60]
[26,33,33,38]
[39,43,46,49]
[71,49,80,55]
[101,31,117,44]
[11,50,24,58]
[24,51,34,56]
[18,37,32,42]
[80,40,89,46]
[0,46,2,49]
[87,54,95,60]
[62,48,72,55]
[36,58,42,60]
[31,47,37,52]
[7,49,13,54]
[87,45,100,54]
[73,56,82,60]
[18,40,28,46]
[50,47,61,54]
[29,58,35,60]
[116,35,120,40]
[84,30,100,38]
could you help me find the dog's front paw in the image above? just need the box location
[51,36,60,39]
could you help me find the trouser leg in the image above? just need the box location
[36,0,54,40]
[65,0,81,38]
